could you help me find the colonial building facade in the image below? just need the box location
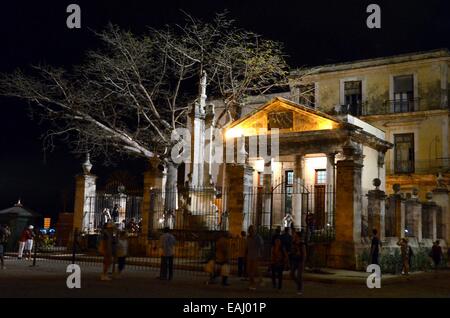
[72,49,450,269]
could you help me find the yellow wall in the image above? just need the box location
[292,59,448,114]
[290,55,450,198]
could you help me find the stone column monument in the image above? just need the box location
[73,154,97,233]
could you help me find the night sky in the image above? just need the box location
[0,0,449,220]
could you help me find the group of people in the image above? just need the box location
[205,225,306,295]
[97,221,129,281]
[100,206,141,233]
[270,227,307,294]
[370,229,448,275]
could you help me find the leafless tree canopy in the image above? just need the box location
[0,12,289,162]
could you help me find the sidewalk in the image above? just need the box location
[1,257,449,298]
[6,253,440,286]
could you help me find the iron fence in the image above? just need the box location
[83,194,143,233]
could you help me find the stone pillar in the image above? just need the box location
[422,192,438,241]
[262,168,272,228]
[366,178,386,241]
[293,154,304,228]
[224,163,252,236]
[385,184,405,238]
[73,154,97,234]
[326,152,336,227]
[142,158,165,237]
[432,174,449,241]
[405,188,422,241]
[329,141,363,269]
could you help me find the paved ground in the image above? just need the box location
[1,258,449,298]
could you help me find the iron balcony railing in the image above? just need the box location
[387,158,450,175]
[362,98,423,116]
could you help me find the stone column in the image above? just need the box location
[292,154,304,228]
[366,178,386,241]
[262,168,272,228]
[386,184,405,238]
[142,158,165,237]
[326,152,336,227]
[73,154,97,234]
[432,173,449,241]
[224,163,253,236]
[405,188,422,241]
[329,141,363,269]
[422,192,438,241]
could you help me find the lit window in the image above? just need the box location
[315,169,326,184]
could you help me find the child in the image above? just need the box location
[116,231,128,276]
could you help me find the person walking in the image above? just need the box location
[115,231,128,276]
[431,240,443,271]
[291,231,307,295]
[215,232,231,286]
[0,224,11,269]
[246,225,264,290]
[271,238,288,290]
[397,238,410,275]
[159,227,176,281]
[271,227,281,246]
[370,229,381,265]
[237,231,247,279]
[99,222,115,281]
[25,225,35,260]
[18,225,34,260]
[280,227,293,273]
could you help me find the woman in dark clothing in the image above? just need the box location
[431,240,443,270]
[290,231,307,295]
[271,238,288,289]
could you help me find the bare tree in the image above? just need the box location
[0,12,289,175]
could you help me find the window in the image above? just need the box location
[284,170,294,215]
[257,172,264,187]
[298,84,315,108]
[393,75,414,112]
[268,111,293,130]
[394,133,414,173]
[344,81,362,116]
[315,169,327,184]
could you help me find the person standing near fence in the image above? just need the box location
[271,238,288,290]
[215,232,231,286]
[115,231,128,277]
[431,240,443,271]
[111,204,120,224]
[0,224,11,269]
[159,227,176,281]
[17,225,34,260]
[291,231,306,295]
[246,225,264,291]
[237,231,247,279]
[370,229,381,265]
[397,238,410,275]
[99,222,115,281]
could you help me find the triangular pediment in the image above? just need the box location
[227,97,341,136]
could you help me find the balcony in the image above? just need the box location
[387,158,450,175]
[362,98,422,116]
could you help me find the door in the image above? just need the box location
[314,169,326,229]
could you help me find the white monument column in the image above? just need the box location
[293,154,304,228]
[73,154,97,233]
